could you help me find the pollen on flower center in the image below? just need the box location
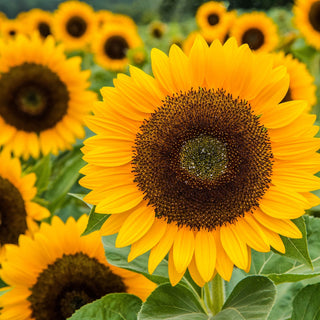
[132,88,273,230]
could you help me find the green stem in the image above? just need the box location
[210,274,225,316]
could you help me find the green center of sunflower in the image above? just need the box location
[0,63,69,133]
[29,253,127,320]
[207,13,219,26]
[308,1,320,32]
[38,22,51,38]
[0,176,27,246]
[241,28,265,50]
[104,35,129,60]
[66,16,87,38]
[133,88,273,230]
[180,135,227,181]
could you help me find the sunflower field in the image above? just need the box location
[0,0,320,319]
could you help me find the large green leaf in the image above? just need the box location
[214,276,276,320]
[138,283,208,320]
[68,293,142,320]
[291,283,320,320]
[249,216,320,284]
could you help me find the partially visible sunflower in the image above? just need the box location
[108,13,137,30]
[0,19,23,40]
[96,9,113,28]
[230,12,279,52]
[52,1,97,51]
[25,9,53,39]
[80,36,320,287]
[294,0,320,49]
[0,215,156,320]
[149,21,167,39]
[91,24,143,71]
[0,33,96,159]
[196,1,227,31]
[0,151,50,259]
[272,51,316,110]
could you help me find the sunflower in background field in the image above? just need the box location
[0,152,49,259]
[91,23,143,71]
[0,19,23,40]
[80,36,320,287]
[196,1,227,31]
[0,33,96,159]
[25,8,53,39]
[272,51,316,111]
[294,0,320,50]
[149,21,167,39]
[96,9,113,28]
[108,13,137,30]
[52,0,97,51]
[0,215,156,320]
[230,12,279,52]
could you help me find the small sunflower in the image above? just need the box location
[25,9,53,39]
[272,51,316,110]
[149,21,167,39]
[91,24,143,71]
[0,215,156,320]
[0,34,96,159]
[0,19,23,40]
[0,152,50,259]
[196,1,227,31]
[230,12,279,52]
[95,9,113,28]
[80,36,320,287]
[52,1,97,51]
[294,0,320,49]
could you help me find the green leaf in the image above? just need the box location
[102,234,169,285]
[214,276,276,320]
[249,216,320,284]
[291,283,320,320]
[138,283,208,320]
[27,154,52,194]
[68,293,142,320]
[82,207,109,236]
[68,193,93,209]
[277,217,312,269]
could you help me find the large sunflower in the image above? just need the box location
[52,1,97,51]
[272,51,316,111]
[0,152,49,259]
[294,0,320,49]
[91,24,143,72]
[230,12,279,52]
[0,33,96,159]
[25,9,53,39]
[80,37,320,286]
[0,215,156,320]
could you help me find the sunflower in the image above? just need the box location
[0,151,50,259]
[91,24,143,71]
[0,19,23,40]
[196,1,227,31]
[230,12,279,52]
[149,21,166,39]
[52,0,97,51]
[0,33,96,159]
[0,215,156,320]
[272,51,316,110]
[108,13,137,30]
[80,36,320,286]
[95,9,113,28]
[25,9,53,39]
[294,0,320,49]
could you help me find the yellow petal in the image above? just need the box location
[188,254,206,287]
[168,248,185,286]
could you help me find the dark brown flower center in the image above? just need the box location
[241,28,265,50]
[29,253,127,320]
[104,35,129,60]
[132,88,273,230]
[0,63,69,133]
[9,30,16,36]
[66,16,87,38]
[0,176,27,246]
[38,22,51,38]
[207,13,219,26]
[309,1,320,32]
[152,27,163,39]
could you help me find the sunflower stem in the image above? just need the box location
[210,274,225,316]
